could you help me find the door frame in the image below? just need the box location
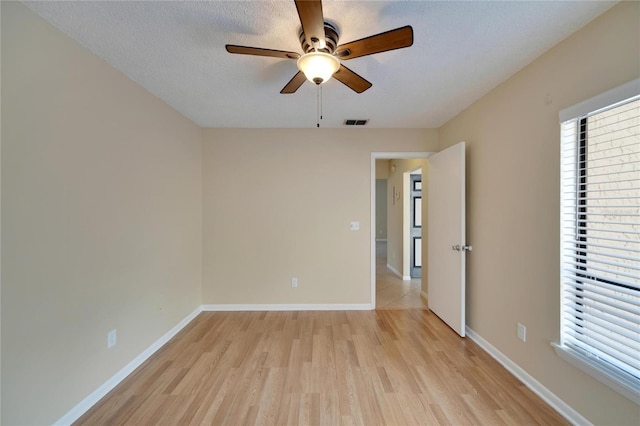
[370,152,433,308]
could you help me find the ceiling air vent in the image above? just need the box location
[344,119,369,126]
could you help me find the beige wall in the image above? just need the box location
[375,180,387,240]
[375,160,390,241]
[438,2,640,424]
[202,129,438,305]
[1,3,203,424]
[375,159,390,179]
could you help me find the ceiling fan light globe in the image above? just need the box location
[297,52,340,85]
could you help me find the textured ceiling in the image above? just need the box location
[24,1,615,128]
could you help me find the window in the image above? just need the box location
[555,80,640,403]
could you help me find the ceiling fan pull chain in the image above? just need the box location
[317,84,320,128]
[320,85,323,120]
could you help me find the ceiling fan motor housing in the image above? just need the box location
[299,21,340,54]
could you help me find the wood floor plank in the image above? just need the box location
[74,310,569,426]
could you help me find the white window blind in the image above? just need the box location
[558,91,640,402]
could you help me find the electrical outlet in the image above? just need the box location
[108,329,117,349]
[291,277,298,288]
[517,323,526,342]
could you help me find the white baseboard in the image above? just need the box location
[54,306,203,426]
[202,303,373,311]
[387,263,401,278]
[53,302,374,424]
[465,327,592,426]
[386,264,410,280]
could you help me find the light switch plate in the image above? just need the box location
[350,221,360,231]
[517,323,526,342]
[108,329,117,349]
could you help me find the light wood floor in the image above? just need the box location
[375,241,428,310]
[76,310,568,425]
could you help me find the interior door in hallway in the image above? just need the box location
[410,173,422,278]
[427,142,467,337]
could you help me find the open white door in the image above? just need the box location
[428,142,467,337]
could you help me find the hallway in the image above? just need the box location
[375,241,428,310]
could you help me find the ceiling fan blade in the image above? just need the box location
[294,0,326,49]
[333,65,372,94]
[281,71,307,94]
[226,45,300,59]
[335,26,413,60]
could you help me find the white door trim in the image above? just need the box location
[370,152,433,308]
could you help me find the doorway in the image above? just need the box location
[375,239,425,309]
[371,153,431,309]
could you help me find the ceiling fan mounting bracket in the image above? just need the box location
[299,21,340,54]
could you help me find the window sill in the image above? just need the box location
[552,342,640,405]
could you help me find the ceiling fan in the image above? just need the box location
[225,0,413,94]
